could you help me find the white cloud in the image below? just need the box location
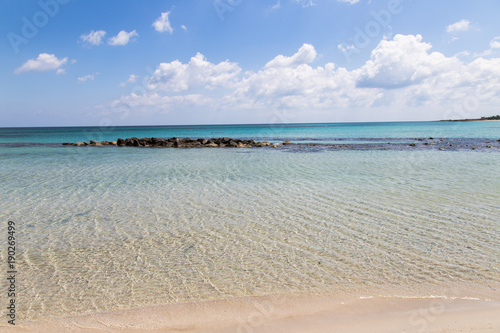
[297,0,360,5]
[108,30,139,46]
[153,11,173,34]
[296,0,315,7]
[120,74,138,87]
[111,93,213,113]
[111,36,500,121]
[356,34,458,89]
[147,53,241,92]
[15,53,68,74]
[446,19,471,33]
[490,37,500,49]
[473,36,500,57]
[271,1,281,10]
[265,43,317,68]
[338,43,355,54]
[337,0,360,4]
[181,25,188,32]
[78,74,97,83]
[80,30,106,46]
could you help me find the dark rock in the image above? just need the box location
[139,138,150,146]
[62,142,72,145]
[131,138,140,147]
[409,143,416,147]
[72,137,288,149]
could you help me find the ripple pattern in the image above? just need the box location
[0,147,499,319]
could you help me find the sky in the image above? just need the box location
[1,0,500,127]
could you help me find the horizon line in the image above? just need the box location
[0,119,450,129]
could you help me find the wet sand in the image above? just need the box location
[3,294,499,332]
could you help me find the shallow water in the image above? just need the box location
[0,122,499,320]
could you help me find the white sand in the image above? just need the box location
[2,294,499,332]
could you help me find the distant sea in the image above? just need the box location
[1,121,499,320]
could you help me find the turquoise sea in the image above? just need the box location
[1,121,499,321]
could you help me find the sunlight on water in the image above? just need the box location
[1,145,499,320]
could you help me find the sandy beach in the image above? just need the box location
[3,294,499,332]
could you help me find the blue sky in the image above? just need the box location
[1,0,500,126]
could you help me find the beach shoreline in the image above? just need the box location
[3,294,500,332]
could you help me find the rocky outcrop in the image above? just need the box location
[66,137,281,148]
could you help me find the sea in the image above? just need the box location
[0,121,499,321]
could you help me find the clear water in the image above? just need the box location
[0,122,499,320]
[1,121,500,144]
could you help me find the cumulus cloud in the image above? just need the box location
[490,37,500,49]
[15,53,68,74]
[80,30,106,46]
[120,74,138,87]
[446,19,471,33]
[474,36,500,57]
[153,11,173,34]
[147,53,241,92]
[265,43,317,68]
[111,36,500,120]
[356,34,458,89]
[108,30,139,46]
